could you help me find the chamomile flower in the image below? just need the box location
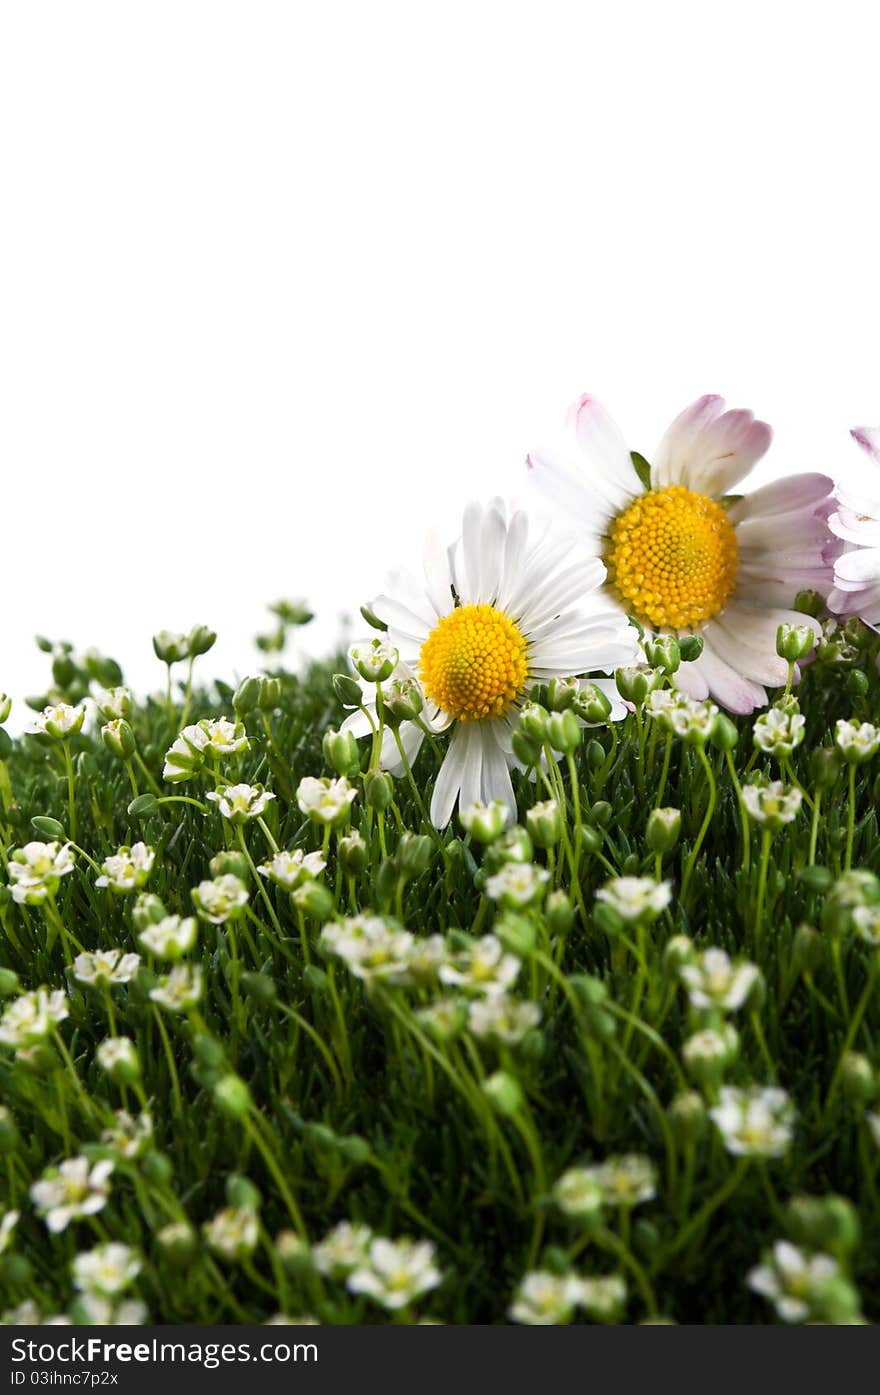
[679,947,760,1012]
[345,499,637,827]
[346,1237,442,1310]
[258,848,326,891]
[0,989,68,1048]
[31,1157,114,1233]
[72,1243,141,1297]
[8,841,75,905]
[527,395,832,713]
[709,1085,795,1158]
[207,783,275,823]
[439,934,521,997]
[827,428,880,627]
[747,1241,839,1323]
[95,843,155,893]
[73,949,141,988]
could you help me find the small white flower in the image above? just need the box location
[296,776,358,826]
[682,1024,740,1079]
[667,696,719,744]
[405,934,448,983]
[31,1157,114,1233]
[439,935,521,997]
[742,781,802,828]
[552,1169,605,1223]
[101,1111,153,1160]
[200,717,250,756]
[312,1221,374,1279]
[96,1037,140,1077]
[95,843,155,893]
[576,1274,627,1321]
[8,841,75,905]
[192,874,249,923]
[34,703,85,740]
[596,877,672,923]
[138,914,198,960]
[579,1154,657,1208]
[207,783,275,823]
[484,862,549,908]
[203,1207,259,1262]
[753,705,806,758]
[72,1243,141,1297]
[0,1210,19,1256]
[459,800,510,842]
[509,1271,583,1325]
[467,995,540,1046]
[347,1236,442,1310]
[162,724,209,783]
[0,989,68,1048]
[835,718,880,764]
[747,1240,839,1323]
[350,639,400,683]
[93,686,134,722]
[320,917,414,984]
[415,997,468,1042]
[710,1085,795,1158]
[258,848,326,891]
[679,947,760,1012]
[852,904,880,949]
[73,949,141,988]
[75,1295,148,1325]
[149,964,204,1013]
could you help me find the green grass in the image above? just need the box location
[1,616,880,1325]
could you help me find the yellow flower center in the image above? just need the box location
[606,485,738,629]
[419,604,528,721]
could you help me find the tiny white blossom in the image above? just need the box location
[206,783,275,823]
[852,904,880,949]
[34,703,85,740]
[347,1237,442,1310]
[484,862,549,908]
[312,1222,374,1279]
[101,1111,153,1160]
[579,1154,657,1208]
[258,848,326,890]
[679,947,760,1012]
[8,842,75,905]
[296,776,358,826]
[200,717,250,756]
[95,843,155,893]
[72,1243,141,1297]
[203,1207,259,1262]
[31,1157,114,1233]
[467,995,540,1045]
[415,997,468,1042]
[509,1271,583,1325]
[0,989,68,1048]
[138,914,198,960]
[162,724,209,783]
[192,874,249,923]
[92,686,134,722]
[575,1274,627,1321]
[320,917,414,984]
[75,1295,148,1325]
[552,1169,605,1223]
[742,781,802,828]
[73,949,141,988]
[149,964,204,1013]
[439,935,521,997]
[747,1240,839,1323]
[596,877,672,923]
[835,718,880,763]
[753,706,806,758]
[710,1085,795,1158]
[96,1037,140,1077]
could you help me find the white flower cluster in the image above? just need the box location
[312,1222,442,1311]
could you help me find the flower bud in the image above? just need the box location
[257,676,282,711]
[128,792,160,819]
[546,676,579,712]
[233,676,261,715]
[240,971,276,1005]
[153,630,189,664]
[337,831,368,876]
[131,893,167,932]
[840,1052,875,1104]
[364,769,394,811]
[546,710,581,754]
[573,683,613,724]
[793,588,824,618]
[0,694,11,725]
[518,701,549,743]
[214,1074,253,1118]
[668,1091,708,1147]
[511,729,542,767]
[483,826,534,871]
[615,666,660,706]
[545,890,574,938]
[209,850,249,881]
[776,623,815,662]
[663,934,694,972]
[188,625,217,658]
[644,636,681,674]
[323,727,360,776]
[678,635,704,664]
[332,673,364,708]
[481,1070,524,1118]
[157,1221,198,1266]
[31,815,66,839]
[526,799,562,848]
[460,799,509,844]
[384,677,424,723]
[102,719,136,761]
[351,639,398,684]
[495,911,537,956]
[396,833,433,878]
[0,969,21,998]
[646,807,681,854]
[292,881,335,921]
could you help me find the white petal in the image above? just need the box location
[430,725,470,829]
[727,473,833,523]
[652,395,772,496]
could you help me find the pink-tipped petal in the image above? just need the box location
[652,396,772,497]
[851,426,880,464]
[567,394,641,508]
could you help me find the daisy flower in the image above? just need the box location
[827,426,880,627]
[527,394,834,712]
[345,499,637,827]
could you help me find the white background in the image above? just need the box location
[2,1,880,723]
